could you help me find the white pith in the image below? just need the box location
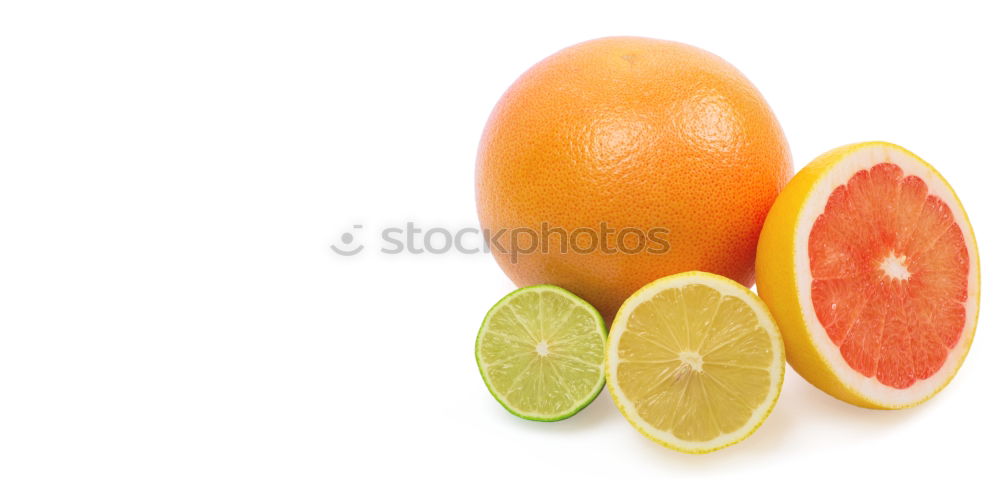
[535,340,550,356]
[793,144,980,407]
[678,351,704,373]
[880,251,912,281]
[606,273,784,452]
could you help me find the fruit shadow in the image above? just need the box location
[627,370,931,469]
[495,385,622,434]
[493,369,933,466]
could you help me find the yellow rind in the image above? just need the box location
[755,141,980,410]
[605,271,785,454]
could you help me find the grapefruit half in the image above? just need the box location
[756,142,979,409]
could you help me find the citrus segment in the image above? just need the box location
[606,272,784,453]
[475,285,607,421]
[756,141,979,409]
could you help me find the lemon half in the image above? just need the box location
[606,272,785,453]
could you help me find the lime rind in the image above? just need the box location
[475,285,607,422]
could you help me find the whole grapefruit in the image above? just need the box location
[476,37,792,321]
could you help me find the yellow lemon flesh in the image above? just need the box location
[605,272,784,453]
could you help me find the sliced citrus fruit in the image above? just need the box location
[475,285,607,421]
[756,141,980,409]
[605,272,784,453]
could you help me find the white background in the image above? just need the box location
[1,1,997,484]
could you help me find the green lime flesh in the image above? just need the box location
[475,285,607,421]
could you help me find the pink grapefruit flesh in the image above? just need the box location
[755,141,979,409]
[809,162,969,389]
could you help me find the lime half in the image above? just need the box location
[475,285,607,421]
